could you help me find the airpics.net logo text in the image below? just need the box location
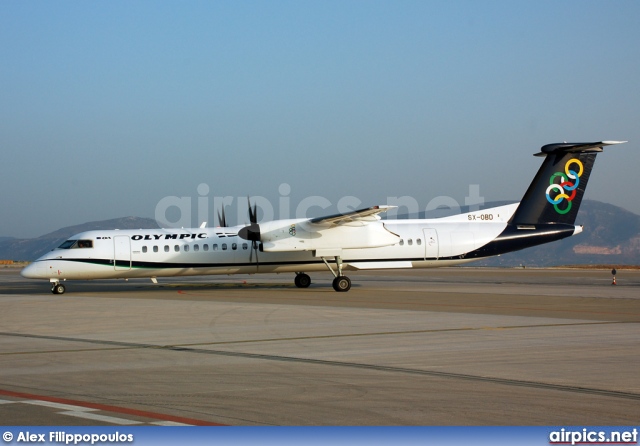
[154,182,485,228]
[549,428,638,445]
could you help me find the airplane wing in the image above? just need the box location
[308,205,396,226]
[258,205,399,252]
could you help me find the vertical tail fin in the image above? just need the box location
[509,141,626,225]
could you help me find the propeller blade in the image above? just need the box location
[239,197,261,244]
[247,197,257,224]
[248,240,259,265]
[216,208,227,228]
[253,240,259,265]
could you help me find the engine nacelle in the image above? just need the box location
[259,219,399,252]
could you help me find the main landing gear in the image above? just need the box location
[51,280,66,295]
[331,275,351,292]
[323,255,351,292]
[294,256,351,292]
[294,273,311,288]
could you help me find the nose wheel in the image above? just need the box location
[51,282,66,294]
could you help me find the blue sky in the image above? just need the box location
[1,1,639,238]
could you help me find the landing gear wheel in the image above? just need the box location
[294,273,311,288]
[332,276,351,292]
[52,284,66,295]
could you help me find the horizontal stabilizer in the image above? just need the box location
[534,140,626,157]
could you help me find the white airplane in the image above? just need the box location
[22,141,626,294]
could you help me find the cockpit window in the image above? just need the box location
[58,240,77,249]
[57,239,93,249]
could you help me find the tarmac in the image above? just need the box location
[0,266,639,425]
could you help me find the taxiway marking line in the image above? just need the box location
[1,333,639,402]
[174,289,640,317]
[0,321,631,355]
[0,388,226,426]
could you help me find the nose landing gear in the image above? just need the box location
[50,280,66,294]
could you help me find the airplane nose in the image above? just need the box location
[20,262,40,279]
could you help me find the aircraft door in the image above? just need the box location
[422,228,439,260]
[114,236,131,271]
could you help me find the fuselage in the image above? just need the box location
[22,205,515,280]
[20,203,580,282]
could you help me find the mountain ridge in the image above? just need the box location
[0,216,159,261]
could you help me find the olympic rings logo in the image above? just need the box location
[289,224,296,236]
[545,158,584,215]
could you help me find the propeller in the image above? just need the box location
[238,197,261,265]
[216,207,228,228]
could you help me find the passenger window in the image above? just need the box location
[153,246,158,252]
[174,245,180,252]
[194,244,199,252]
[213,244,218,251]
[164,245,169,252]
[142,246,147,253]
[184,245,189,252]
[417,239,422,245]
[408,239,413,246]
[242,243,248,250]
[232,243,237,250]
[399,239,404,246]
[203,244,209,251]
[222,243,227,251]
